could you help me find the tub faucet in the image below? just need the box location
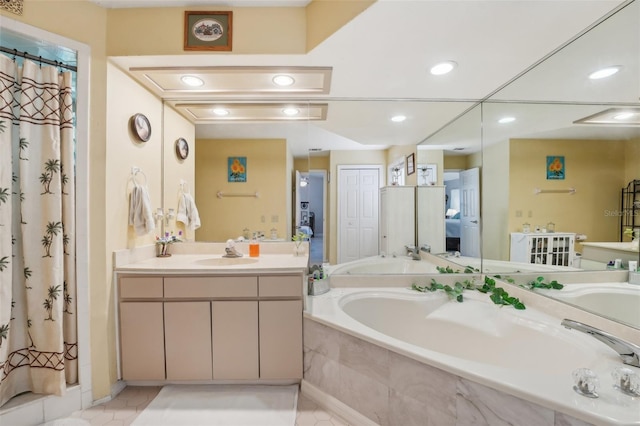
[561,319,640,368]
[405,245,421,260]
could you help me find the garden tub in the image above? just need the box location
[304,286,640,426]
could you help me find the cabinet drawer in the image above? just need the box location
[164,276,258,298]
[259,275,302,298]
[119,277,163,299]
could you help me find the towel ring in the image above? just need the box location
[131,167,148,186]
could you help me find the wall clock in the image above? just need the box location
[130,113,151,142]
[176,138,189,160]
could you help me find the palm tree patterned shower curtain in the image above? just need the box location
[0,55,78,407]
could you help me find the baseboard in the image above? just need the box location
[300,380,379,426]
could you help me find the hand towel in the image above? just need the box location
[177,193,201,231]
[129,184,156,236]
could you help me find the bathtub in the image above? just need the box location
[304,287,640,426]
[536,282,640,328]
[327,255,441,275]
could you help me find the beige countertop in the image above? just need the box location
[114,242,309,275]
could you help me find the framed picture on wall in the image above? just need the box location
[406,153,415,175]
[546,156,565,180]
[228,156,246,182]
[184,11,233,51]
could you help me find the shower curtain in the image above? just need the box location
[0,55,78,407]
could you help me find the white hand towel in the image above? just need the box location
[129,184,156,236]
[176,193,201,231]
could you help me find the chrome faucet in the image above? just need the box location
[405,245,421,260]
[561,319,640,368]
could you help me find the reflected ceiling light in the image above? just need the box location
[180,75,204,87]
[588,66,621,80]
[391,115,406,122]
[282,107,300,116]
[430,61,457,75]
[273,75,295,86]
[574,107,640,125]
[498,116,516,124]
[212,108,229,116]
[614,112,635,120]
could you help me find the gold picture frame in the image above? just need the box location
[184,11,233,51]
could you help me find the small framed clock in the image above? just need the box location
[130,113,151,142]
[175,138,189,160]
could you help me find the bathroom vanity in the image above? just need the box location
[114,248,307,383]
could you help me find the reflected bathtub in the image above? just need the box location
[537,282,640,328]
[305,287,640,426]
[438,254,582,273]
[327,255,441,275]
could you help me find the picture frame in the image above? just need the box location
[175,138,189,160]
[406,153,415,175]
[418,164,438,185]
[546,155,565,180]
[130,113,151,142]
[228,156,247,182]
[184,11,233,51]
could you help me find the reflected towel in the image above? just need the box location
[177,193,201,230]
[129,184,155,236]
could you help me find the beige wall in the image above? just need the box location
[328,149,386,264]
[624,139,640,184]
[387,145,416,185]
[306,0,376,51]
[195,139,290,242]
[509,138,627,254]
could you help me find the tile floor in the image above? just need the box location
[43,385,351,426]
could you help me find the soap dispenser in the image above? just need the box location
[249,232,260,257]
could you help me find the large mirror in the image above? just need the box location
[134,0,638,327]
[422,0,639,328]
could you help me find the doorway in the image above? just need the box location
[296,170,326,266]
[444,168,480,256]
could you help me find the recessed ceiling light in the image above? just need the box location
[180,75,204,87]
[588,66,621,80]
[273,75,295,86]
[282,107,299,116]
[430,61,457,76]
[212,108,229,116]
[498,116,516,124]
[391,115,406,122]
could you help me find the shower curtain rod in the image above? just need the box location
[0,46,77,72]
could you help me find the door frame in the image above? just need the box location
[336,164,384,264]
[309,169,327,263]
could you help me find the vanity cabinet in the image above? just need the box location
[510,232,576,267]
[118,273,302,382]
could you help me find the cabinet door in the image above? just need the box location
[120,302,165,380]
[259,300,302,379]
[164,301,213,380]
[212,301,259,380]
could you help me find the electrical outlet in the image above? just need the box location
[515,210,522,218]
[528,210,533,218]
[261,215,266,223]
[271,215,279,223]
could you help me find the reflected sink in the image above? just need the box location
[195,257,259,266]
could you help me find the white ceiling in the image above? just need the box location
[103,0,639,157]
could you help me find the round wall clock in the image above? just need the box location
[175,138,189,160]
[130,113,151,142]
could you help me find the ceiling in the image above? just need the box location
[8,0,637,157]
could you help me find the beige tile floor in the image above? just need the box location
[45,385,351,426]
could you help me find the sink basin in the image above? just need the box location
[195,257,259,266]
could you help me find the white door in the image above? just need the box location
[460,167,480,257]
[338,168,380,263]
